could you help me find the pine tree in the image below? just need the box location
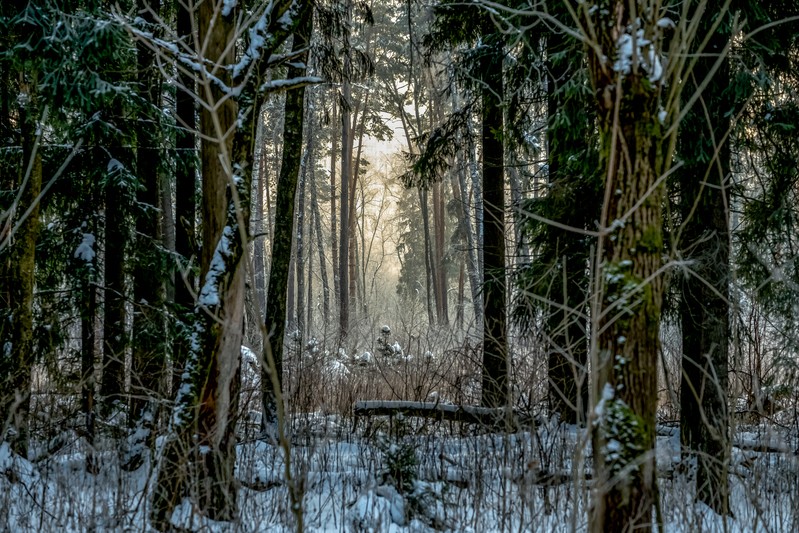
[677,0,733,515]
[515,2,599,425]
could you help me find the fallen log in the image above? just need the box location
[732,438,797,455]
[353,400,541,430]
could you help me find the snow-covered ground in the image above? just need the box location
[1,413,797,532]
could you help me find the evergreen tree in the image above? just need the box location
[514,2,600,424]
[676,0,733,515]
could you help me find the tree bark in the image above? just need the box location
[339,79,351,338]
[330,91,339,305]
[433,181,448,325]
[80,239,97,472]
[679,1,732,515]
[101,109,129,410]
[466,114,484,331]
[296,143,309,341]
[262,16,313,426]
[153,0,241,523]
[254,149,267,315]
[173,0,197,396]
[420,187,435,326]
[349,91,369,316]
[311,161,331,323]
[131,0,164,431]
[585,6,672,532]
[480,19,508,409]
[452,138,482,328]
[1,71,43,456]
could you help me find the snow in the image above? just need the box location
[613,26,664,83]
[259,75,323,94]
[74,233,95,263]
[221,0,237,17]
[232,11,270,80]
[0,417,796,532]
[107,158,122,172]
[594,383,615,419]
[198,226,233,308]
[657,17,676,29]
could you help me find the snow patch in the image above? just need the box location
[74,233,96,263]
[614,26,664,83]
[221,0,237,17]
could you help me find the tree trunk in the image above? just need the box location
[173,0,197,396]
[433,180,448,325]
[149,0,310,526]
[81,244,97,472]
[545,22,591,425]
[480,21,508,409]
[452,144,482,328]
[306,210,314,337]
[254,148,267,315]
[339,79,351,338]
[1,71,43,456]
[287,250,296,330]
[102,114,129,410]
[262,17,312,426]
[419,187,435,326]
[679,2,732,515]
[296,143,310,341]
[466,115,485,331]
[330,91,339,305]
[153,0,238,523]
[457,259,465,329]
[349,91,369,317]
[586,7,672,531]
[131,0,164,432]
[311,162,331,323]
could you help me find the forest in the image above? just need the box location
[1,0,799,531]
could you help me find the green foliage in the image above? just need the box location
[403,103,477,189]
[596,387,648,477]
[736,101,799,318]
[512,30,601,333]
[730,1,799,321]
[0,1,140,377]
[394,187,428,300]
[377,434,418,494]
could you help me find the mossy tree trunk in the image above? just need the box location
[584,4,674,531]
[1,69,43,457]
[262,13,312,428]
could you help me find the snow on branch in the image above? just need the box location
[232,0,304,82]
[259,75,323,95]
